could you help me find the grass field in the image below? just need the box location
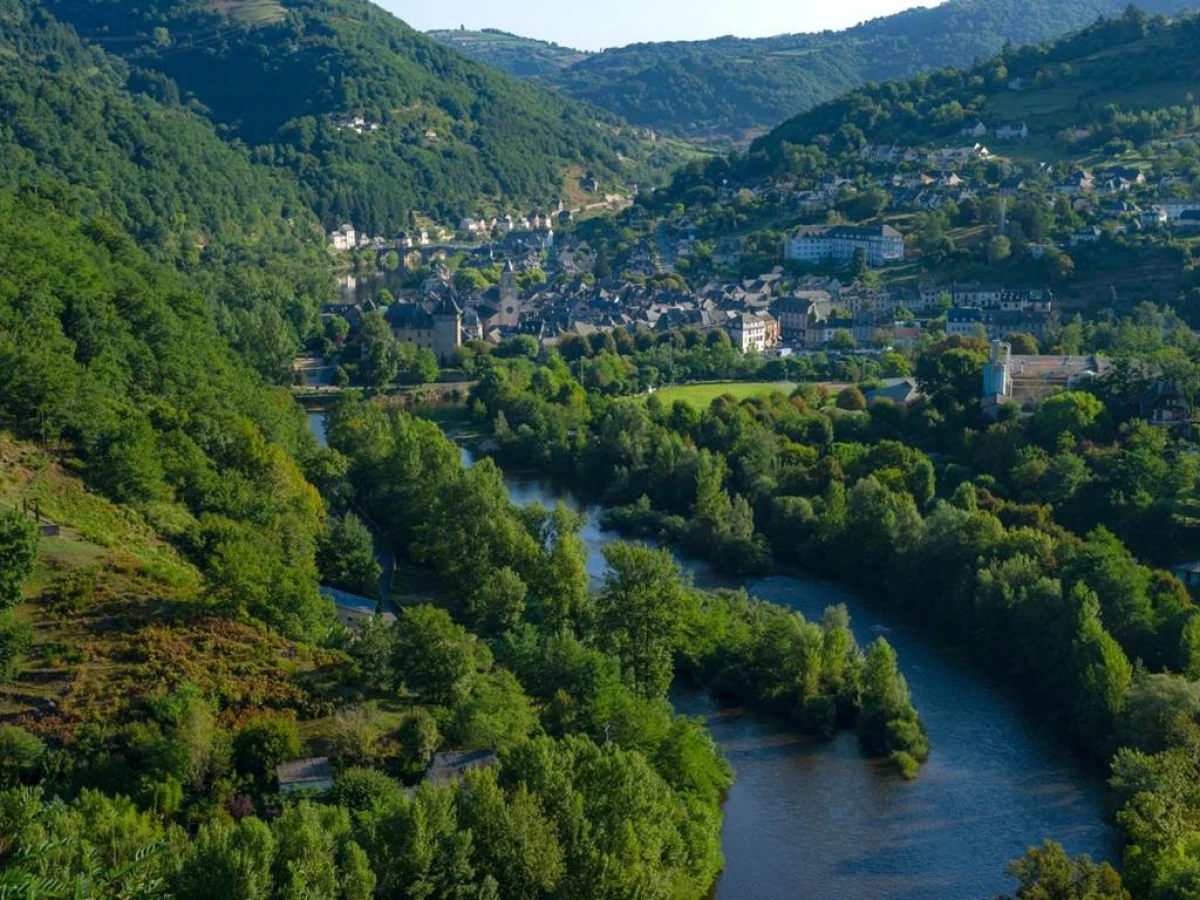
[651,382,795,408]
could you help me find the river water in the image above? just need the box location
[312,414,1117,899]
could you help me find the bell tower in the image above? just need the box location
[499,260,520,329]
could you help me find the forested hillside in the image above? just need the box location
[753,9,1200,163]
[427,28,590,78]
[0,2,733,895]
[39,0,678,234]
[0,0,333,380]
[435,0,1199,142]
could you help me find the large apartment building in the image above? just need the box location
[786,225,905,268]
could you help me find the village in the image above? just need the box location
[322,223,1059,364]
[320,110,1200,373]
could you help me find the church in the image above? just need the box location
[474,260,521,338]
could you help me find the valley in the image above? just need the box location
[2,0,1200,897]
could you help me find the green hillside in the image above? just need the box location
[0,0,334,379]
[755,9,1200,159]
[427,27,590,78]
[440,0,1199,143]
[40,0,681,234]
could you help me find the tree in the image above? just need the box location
[1004,841,1129,899]
[456,771,565,899]
[830,330,858,353]
[1070,585,1133,746]
[411,348,440,384]
[316,513,381,599]
[1030,392,1104,446]
[850,246,869,280]
[1006,333,1040,356]
[271,803,345,898]
[988,234,1013,265]
[356,312,401,389]
[596,543,691,699]
[916,344,988,419]
[232,716,301,791]
[0,511,39,611]
[391,604,489,706]
[173,818,276,900]
[836,386,867,411]
[857,638,929,776]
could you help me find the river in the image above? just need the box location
[311,413,1117,899]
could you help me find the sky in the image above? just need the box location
[385,0,943,51]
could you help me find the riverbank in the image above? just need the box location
[311,407,1117,899]
[459,437,1118,900]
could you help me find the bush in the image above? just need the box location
[890,751,920,780]
[233,715,301,790]
[0,724,45,786]
[836,386,868,411]
[330,766,403,813]
[399,710,440,774]
[0,611,32,682]
[0,511,39,611]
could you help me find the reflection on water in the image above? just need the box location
[337,271,409,307]
[308,412,328,448]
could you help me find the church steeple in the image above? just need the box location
[499,259,520,329]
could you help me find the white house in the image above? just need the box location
[995,123,1029,141]
[1162,202,1200,221]
[727,312,769,353]
[329,224,357,252]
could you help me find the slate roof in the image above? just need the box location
[425,750,499,785]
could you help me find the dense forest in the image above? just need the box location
[0,0,333,379]
[36,0,679,234]
[433,0,1200,141]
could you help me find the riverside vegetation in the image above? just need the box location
[466,313,1200,899]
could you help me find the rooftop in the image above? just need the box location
[276,757,334,794]
[425,749,499,785]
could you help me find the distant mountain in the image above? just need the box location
[427,27,591,78]
[433,0,1199,143]
[41,0,681,234]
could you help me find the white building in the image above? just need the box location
[995,123,1029,141]
[728,313,768,353]
[1162,202,1200,221]
[329,224,357,252]
[786,225,905,268]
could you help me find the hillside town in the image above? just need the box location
[324,226,1059,363]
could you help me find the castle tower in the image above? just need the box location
[498,260,520,329]
[432,294,463,364]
